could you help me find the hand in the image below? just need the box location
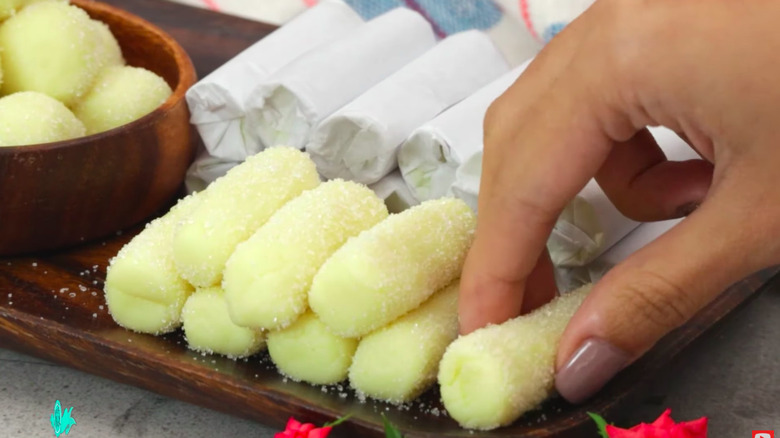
[458,0,780,404]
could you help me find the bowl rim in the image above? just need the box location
[0,0,197,154]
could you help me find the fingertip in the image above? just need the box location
[553,282,633,403]
[456,233,526,335]
[457,270,524,335]
[458,248,560,335]
[555,337,631,404]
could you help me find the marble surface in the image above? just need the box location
[1,287,777,437]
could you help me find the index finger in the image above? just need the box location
[458,3,632,334]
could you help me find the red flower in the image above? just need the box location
[606,409,707,438]
[275,417,333,438]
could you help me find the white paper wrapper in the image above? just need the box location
[591,218,682,275]
[571,179,636,264]
[450,148,483,212]
[243,8,437,151]
[368,170,420,214]
[450,150,608,268]
[397,60,531,201]
[558,127,701,265]
[185,146,241,194]
[186,0,363,161]
[305,30,509,185]
[553,218,683,290]
[547,194,605,267]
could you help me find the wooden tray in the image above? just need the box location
[1,1,778,436]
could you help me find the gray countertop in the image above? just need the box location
[1,287,777,437]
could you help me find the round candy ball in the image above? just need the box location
[0,1,123,105]
[73,65,172,135]
[91,19,124,68]
[0,91,86,146]
[0,0,52,21]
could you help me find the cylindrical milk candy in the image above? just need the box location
[105,193,202,334]
[182,286,265,358]
[266,312,357,385]
[309,198,475,338]
[172,147,320,287]
[223,180,388,330]
[438,285,591,430]
[349,282,459,403]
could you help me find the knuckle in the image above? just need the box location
[507,192,559,230]
[613,270,695,333]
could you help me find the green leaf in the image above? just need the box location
[324,414,352,427]
[587,412,610,438]
[381,413,404,438]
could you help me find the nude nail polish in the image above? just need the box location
[555,338,631,404]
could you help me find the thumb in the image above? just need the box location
[554,187,780,404]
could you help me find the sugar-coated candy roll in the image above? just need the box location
[105,193,202,334]
[349,281,459,403]
[223,180,388,331]
[309,198,475,338]
[181,286,265,358]
[173,147,320,287]
[266,312,357,385]
[74,65,172,135]
[0,1,122,105]
[0,91,85,146]
[438,285,591,430]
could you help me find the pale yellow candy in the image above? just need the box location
[438,285,591,430]
[74,66,170,135]
[173,147,320,287]
[0,2,122,105]
[91,19,125,69]
[0,91,85,146]
[182,286,265,358]
[224,180,388,331]
[267,312,357,385]
[349,282,459,404]
[105,193,202,334]
[309,198,475,338]
[0,0,53,21]
[0,0,21,21]
[20,0,49,7]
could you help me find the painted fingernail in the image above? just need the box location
[675,202,700,217]
[555,338,630,404]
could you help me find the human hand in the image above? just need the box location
[458,0,780,404]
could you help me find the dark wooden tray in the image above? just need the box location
[1,1,777,436]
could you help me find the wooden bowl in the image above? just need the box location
[0,0,197,256]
